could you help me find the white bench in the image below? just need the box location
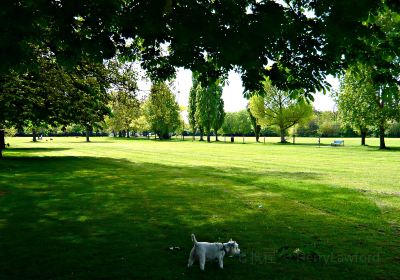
[331,140,344,146]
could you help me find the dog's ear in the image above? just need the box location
[229,238,233,242]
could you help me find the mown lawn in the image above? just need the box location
[1,136,400,279]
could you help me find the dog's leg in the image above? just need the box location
[218,256,224,269]
[199,254,206,271]
[187,247,196,268]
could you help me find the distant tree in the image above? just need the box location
[108,91,141,137]
[221,113,235,136]
[64,61,111,142]
[131,115,150,135]
[222,110,252,136]
[188,78,199,140]
[143,82,180,140]
[337,64,400,149]
[388,122,400,137]
[195,81,222,142]
[247,105,261,142]
[318,120,341,137]
[213,91,225,141]
[249,80,313,143]
[296,111,319,137]
[315,111,342,137]
[336,68,375,145]
[0,53,110,143]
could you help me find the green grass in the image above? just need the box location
[1,136,400,279]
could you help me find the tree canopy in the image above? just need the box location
[249,80,313,143]
[221,110,253,136]
[3,0,397,96]
[195,81,223,142]
[337,64,400,149]
[143,82,180,140]
[0,53,110,142]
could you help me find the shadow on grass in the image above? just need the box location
[365,145,400,152]
[0,156,398,279]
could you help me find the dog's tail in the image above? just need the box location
[191,233,197,244]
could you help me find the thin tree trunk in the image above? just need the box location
[199,127,204,141]
[361,130,366,146]
[255,125,261,142]
[127,129,130,138]
[0,129,5,159]
[215,133,219,142]
[280,128,286,143]
[32,129,37,142]
[160,132,170,140]
[207,133,211,143]
[379,125,386,149]
[86,130,90,142]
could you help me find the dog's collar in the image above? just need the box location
[222,244,228,254]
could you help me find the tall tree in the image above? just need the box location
[188,78,199,140]
[213,96,225,141]
[336,69,373,145]
[195,82,222,142]
[143,82,180,140]
[337,64,400,149]
[222,110,253,136]
[249,80,313,143]
[247,105,261,142]
[343,8,400,149]
[0,53,110,144]
[108,91,141,138]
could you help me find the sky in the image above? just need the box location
[138,68,339,113]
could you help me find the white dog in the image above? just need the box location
[187,234,241,270]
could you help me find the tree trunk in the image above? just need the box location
[32,129,37,142]
[255,125,261,142]
[199,127,204,141]
[215,133,219,142]
[127,129,130,138]
[159,132,170,140]
[113,130,117,137]
[207,133,211,143]
[379,125,386,149]
[361,130,367,146]
[0,129,5,159]
[280,128,286,143]
[86,130,90,142]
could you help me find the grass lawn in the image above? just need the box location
[1,136,400,279]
